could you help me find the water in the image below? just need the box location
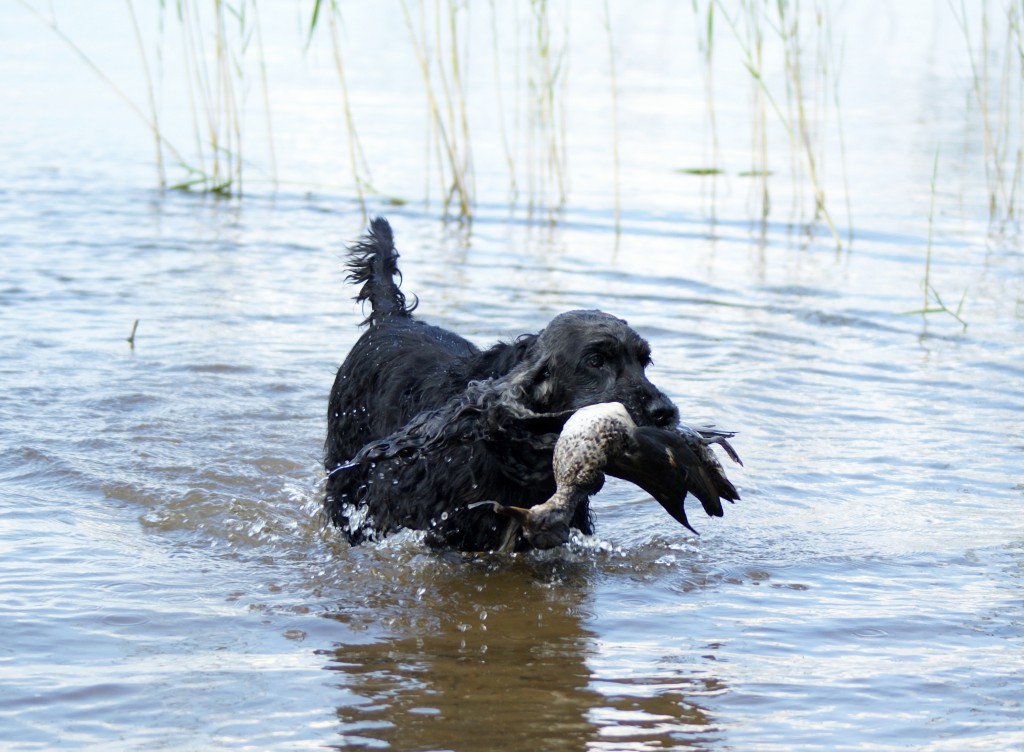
[2,1,1023,750]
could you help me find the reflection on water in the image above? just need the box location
[3,0,1024,750]
[323,561,607,751]
[310,545,735,751]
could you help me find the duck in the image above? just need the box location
[475,401,742,549]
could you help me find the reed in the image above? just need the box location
[905,150,969,329]
[310,0,576,220]
[31,0,279,195]
[825,5,853,244]
[28,0,864,229]
[126,320,140,349]
[951,0,1024,229]
[126,0,166,188]
[309,1,375,217]
[16,0,191,183]
[398,0,475,220]
[161,0,277,195]
[251,0,277,188]
[692,0,722,219]
[713,0,845,248]
[602,0,622,234]
[488,0,520,202]
[526,0,569,214]
[774,0,842,247]
[170,0,237,192]
[741,0,770,218]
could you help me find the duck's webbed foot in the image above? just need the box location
[469,499,573,550]
[695,427,744,466]
[519,501,572,549]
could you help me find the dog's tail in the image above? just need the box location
[346,217,416,325]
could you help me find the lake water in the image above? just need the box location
[2,1,1023,750]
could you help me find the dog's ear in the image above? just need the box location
[494,333,551,409]
[515,346,557,409]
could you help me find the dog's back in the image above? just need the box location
[325,219,483,534]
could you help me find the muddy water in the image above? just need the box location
[3,1,1024,750]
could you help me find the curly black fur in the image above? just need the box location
[324,217,680,551]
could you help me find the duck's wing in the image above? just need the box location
[605,425,740,534]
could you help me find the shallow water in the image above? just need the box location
[3,1,1024,750]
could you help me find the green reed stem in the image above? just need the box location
[327,7,372,217]
[251,0,277,188]
[924,149,939,312]
[602,0,621,234]
[126,0,165,188]
[905,149,968,329]
[399,0,472,218]
[488,0,518,202]
[715,0,843,248]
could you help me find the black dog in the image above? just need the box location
[324,218,680,551]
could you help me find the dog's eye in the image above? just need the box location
[584,353,606,369]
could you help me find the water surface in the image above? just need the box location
[2,1,1023,750]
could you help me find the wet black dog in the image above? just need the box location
[324,217,679,551]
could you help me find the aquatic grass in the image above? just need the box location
[692,0,722,218]
[676,167,727,176]
[23,0,865,229]
[174,1,229,191]
[22,0,269,195]
[398,0,475,220]
[308,1,375,218]
[15,0,191,184]
[26,0,281,195]
[825,4,853,245]
[740,0,770,220]
[712,0,845,248]
[479,0,574,217]
[158,0,277,195]
[905,150,969,330]
[602,0,621,234]
[126,0,166,188]
[951,0,1024,230]
[489,0,519,202]
[526,0,569,215]
[251,0,277,188]
[126,320,140,349]
[772,0,843,248]
[171,0,253,194]
[311,0,570,220]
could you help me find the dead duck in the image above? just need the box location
[475,401,742,549]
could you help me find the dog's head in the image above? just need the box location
[519,310,679,428]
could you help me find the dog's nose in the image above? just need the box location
[646,397,679,427]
